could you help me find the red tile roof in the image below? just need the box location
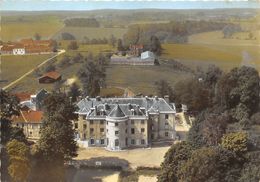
[14,92,32,102]
[12,110,43,124]
[40,71,61,80]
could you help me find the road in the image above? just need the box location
[2,50,65,90]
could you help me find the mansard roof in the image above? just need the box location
[77,96,175,116]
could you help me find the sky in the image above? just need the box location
[2,1,260,11]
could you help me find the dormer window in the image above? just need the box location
[165,114,169,119]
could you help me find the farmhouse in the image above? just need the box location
[0,39,54,55]
[38,71,62,84]
[75,96,179,150]
[111,51,155,65]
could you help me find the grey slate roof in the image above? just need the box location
[77,97,175,117]
[109,104,125,117]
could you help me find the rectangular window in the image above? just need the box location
[115,131,119,135]
[90,139,95,145]
[125,129,127,134]
[90,120,94,124]
[165,132,169,137]
[165,122,169,126]
[131,139,135,145]
[100,128,104,133]
[115,122,118,126]
[131,120,134,124]
[141,120,145,124]
[74,123,78,129]
[125,138,128,146]
[100,139,105,145]
[141,139,145,145]
[165,114,169,119]
[131,128,135,134]
[90,128,94,134]
[141,128,145,133]
[115,139,119,146]
[100,120,104,125]
[83,124,87,130]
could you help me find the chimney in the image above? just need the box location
[131,109,135,115]
[127,103,132,110]
[164,95,169,103]
[104,103,109,110]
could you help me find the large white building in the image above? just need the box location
[75,96,177,150]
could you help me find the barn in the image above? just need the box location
[38,71,61,84]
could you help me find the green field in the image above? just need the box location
[1,54,55,89]
[106,64,192,95]
[52,27,127,40]
[1,15,63,41]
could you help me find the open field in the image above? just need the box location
[52,27,127,40]
[1,54,55,89]
[1,15,63,41]
[76,146,170,169]
[106,64,192,95]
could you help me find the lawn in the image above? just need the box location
[1,15,63,41]
[1,54,55,89]
[52,27,127,40]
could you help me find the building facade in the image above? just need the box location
[76,96,176,150]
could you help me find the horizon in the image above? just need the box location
[2,1,260,11]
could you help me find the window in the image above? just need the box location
[100,128,104,133]
[107,121,108,125]
[165,122,169,126]
[83,124,87,130]
[115,139,119,146]
[125,129,127,134]
[131,120,134,124]
[141,128,145,133]
[141,139,145,145]
[74,123,78,129]
[83,133,86,140]
[115,122,118,126]
[141,120,145,124]
[150,124,154,130]
[90,120,94,124]
[131,128,135,134]
[100,120,104,125]
[107,129,108,132]
[126,121,128,125]
[29,131,32,135]
[165,132,169,137]
[151,134,154,140]
[107,138,109,145]
[100,139,105,145]
[90,128,94,134]
[165,114,169,119]
[115,131,119,135]
[22,124,24,127]
[131,139,135,145]
[90,139,95,145]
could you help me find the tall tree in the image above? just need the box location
[6,139,31,182]
[77,61,106,97]
[33,92,78,182]
[149,35,162,56]
[109,34,116,47]
[68,83,81,103]
[117,39,124,51]
[155,80,175,102]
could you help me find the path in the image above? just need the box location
[2,50,65,90]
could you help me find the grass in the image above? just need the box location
[1,54,55,89]
[52,27,127,40]
[1,15,63,41]
[106,64,193,95]
[119,168,160,182]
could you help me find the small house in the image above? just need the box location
[38,71,61,84]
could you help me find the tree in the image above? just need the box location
[50,40,58,52]
[149,35,162,56]
[6,140,31,182]
[221,132,248,154]
[34,92,78,181]
[68,83,81,103]
[109,34,116,47]
[61,32,75,40]
[179,147,241,182]
[77,61,106,97]
[158,142,193,182]
[155,80,174,102]
[44,63,56,73]
[67,41,78,50]
[34,33,41,40]
[117,39,124,51]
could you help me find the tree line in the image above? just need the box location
[156,65,260,182]
[64,18,100,27]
